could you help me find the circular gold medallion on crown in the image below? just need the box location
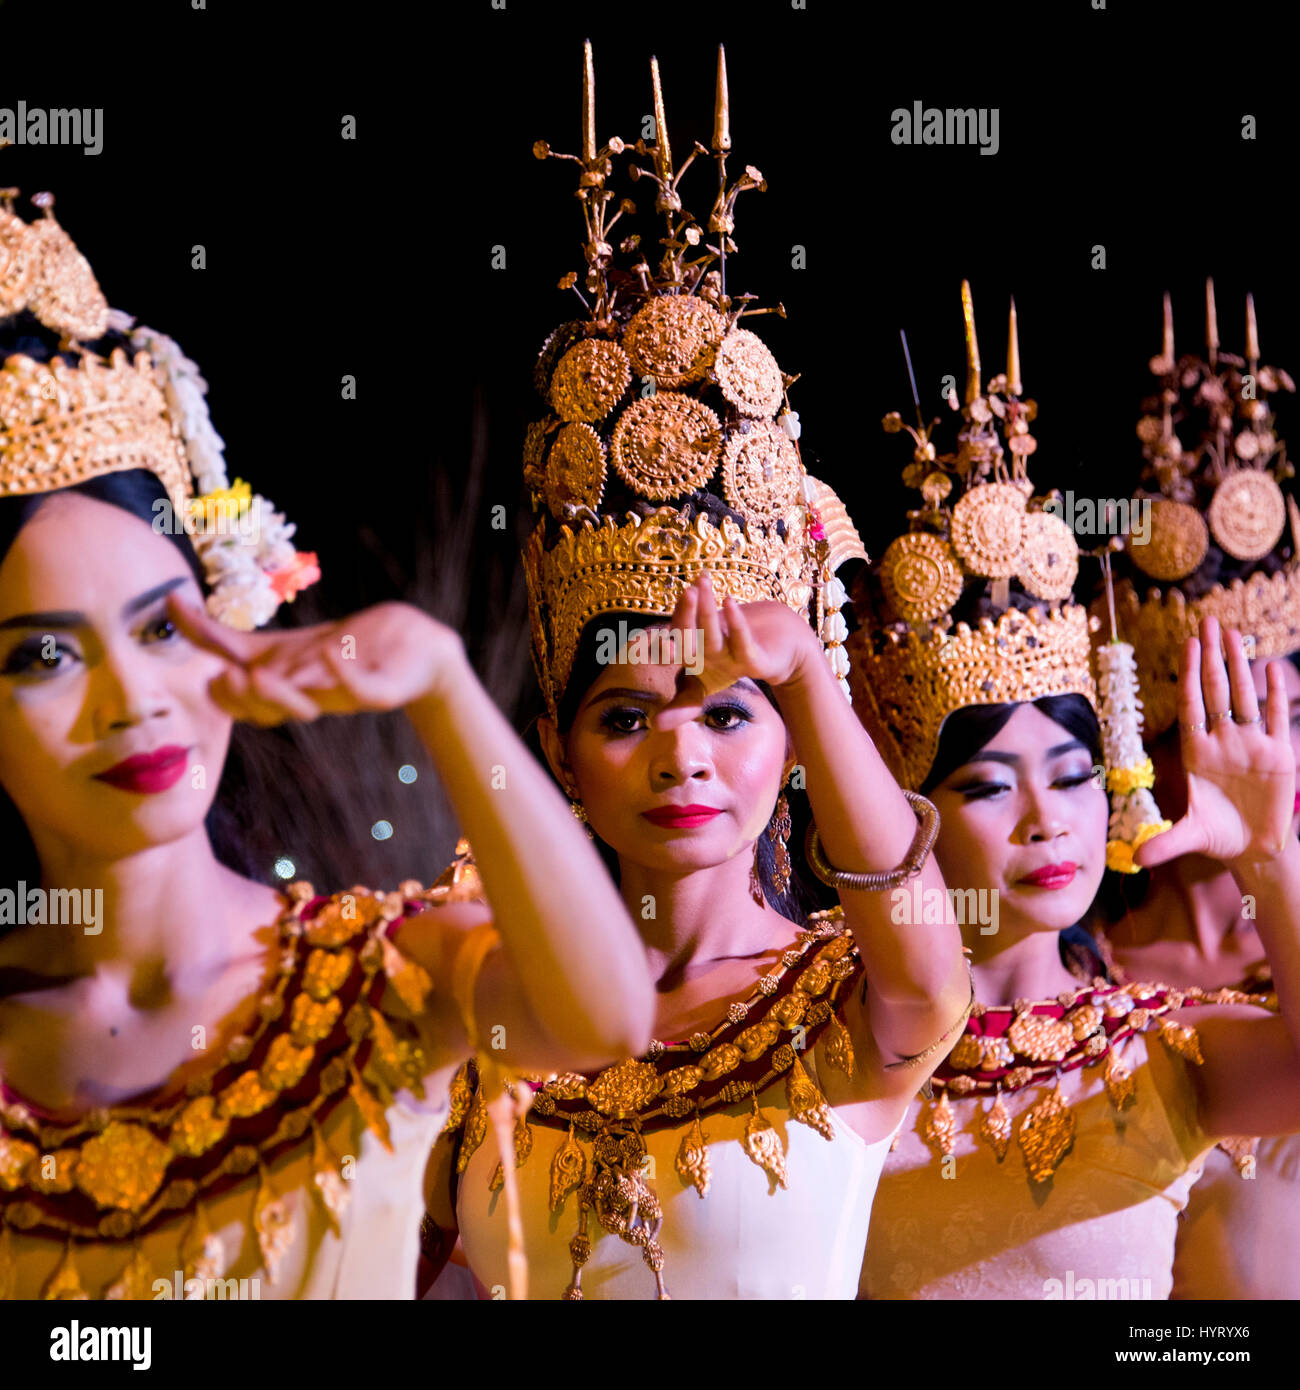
[622,296,725,388]
[609,392,723,500]
[545,423,607,518]
[714,329,784,418]
[549,339,632,424]
[1129,498,1209,581]
[720,421,801,526]
[1208,470,1286,561]
[1017,511,1079,601]
[880,532,963,623]
[950,483,1027,578]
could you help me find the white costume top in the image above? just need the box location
[861,1031,1211,1300]
[4,1089,447,1301]
[458,1051,895,1300]
[1171,1134,1300,1299]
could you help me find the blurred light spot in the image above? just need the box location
[398,764,418,784]
[273,856,296,879]
[371,820,394,841]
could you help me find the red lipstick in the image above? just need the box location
[1020,861,1078,890]
[94,745,190,795]
[642,804,722,829]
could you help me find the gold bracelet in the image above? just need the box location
[806,790,941,892]
[882,959,976,1071]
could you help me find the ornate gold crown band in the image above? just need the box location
[1102,282,1300,737]
[522,43,866,721]
[848,283,1095,790]
[0,182,319,629]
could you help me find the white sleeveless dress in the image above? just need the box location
[861,1031,1212,1300]
[457,1053,895,1300]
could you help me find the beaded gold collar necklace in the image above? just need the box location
[917,977,1272,1182]
[0,882,435,1300]
[446,907,864,1299]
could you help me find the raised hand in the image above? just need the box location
[1136,614,1296,871]
[662,573,822,702]
[167,596,464,726]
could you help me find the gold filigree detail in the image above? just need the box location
[719,421,801,526]
[1128,498,1209,582]
[879,532,964,624]
[674,1113,711,1197]
[713,328,783,417]
[608,392,723,500]
[545,422,607,518]
[550,339,632,423]
[1208,470,1286,561]
[950,483,1027,578]
[1017,1080,1075,1181]
[622,295,725,387]
[73,1123,171,1213]
[1018,511,1079,600]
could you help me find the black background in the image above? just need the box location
[3,0,1299,881]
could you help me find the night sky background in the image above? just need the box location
[3,0,1298,888]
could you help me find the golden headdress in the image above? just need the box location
[521,43,867,721]
[1101,282,1300,737]
[0,179,318,628]
[847,284,1096,791]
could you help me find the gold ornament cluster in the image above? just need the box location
[0,191,109,343]
[848,603,1098,791]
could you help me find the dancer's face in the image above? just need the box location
[548,632,792,878]
[925,703,1109,941]
[0,492,231,864]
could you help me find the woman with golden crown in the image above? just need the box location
[0,185,657,1300]
[854,283,1300,1301]
[1089,283,1300,1299]
[425,44,971,1300]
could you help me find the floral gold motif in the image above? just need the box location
[609,392,723,501]
[675,1113,711,1197]
[73,1123,171,1213]
[586,1059,664,1117]
[1208,469,1286,561]
[713,328,784,418]
[550,339,632,423]
[622,295,725,387]
[1017,1081,1075,1182]
[880,532,964,625]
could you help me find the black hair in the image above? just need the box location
[919,693,1111,980]
[535,612,823,924]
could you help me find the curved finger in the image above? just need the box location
[722,596,761,673]
[249,666,324,722]
[1133,816,1199,870]
[1199,616,1232,724]
[1223,627,1261,725]
[167,594,257,665]
[1266,659,1290,742]
[1176,635,1205,743]
[696,573,724,654]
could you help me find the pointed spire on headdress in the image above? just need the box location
[650,56,673,181]
[1246,292,1260,365]
[1162,291,1174,364]
[712,45,731,153]
[1006,297,1022,398]
[961,279,981,404]
[1206,277,1219,370]
[581,39,597,163]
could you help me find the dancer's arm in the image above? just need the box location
[1137,616,1300,1138]
[669,578,970,1092]
[169,597,655,1075]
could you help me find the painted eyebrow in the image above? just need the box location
[961,739,1089,767]
[0,576,190,632]
[586,676,763,707]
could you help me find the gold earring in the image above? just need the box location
[750,842,766,908]
[567,788,595,841]
[768,793,792,897]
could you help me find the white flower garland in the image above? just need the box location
[122,317,317,629]
[1095,641,1171,872]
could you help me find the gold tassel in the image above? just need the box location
[786,1054,835,1141]
[349,1064,394,1154]
[1017,1080,1076,1182]
[922,1090,957,1158]
[742,1097,788,1189]
[253,1166,296,1285]
[456,1082,488,1175]
[489,1114,534,1192]
[0,1226,13,1300]
[380,933,434,1013]
[42,1243,88,1300]
[823,1011,856,1079]
[104,1244,156,1301]
[310,1124,351,1235]
[675,1112,711,1197]
[180,1203,224,1286]
[442,1061,474,1136]
[979,1090,1012,1161]
[1156,1017,1204,1065]
[549,1123,587,1212]
[1104,1046,1137,1111]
